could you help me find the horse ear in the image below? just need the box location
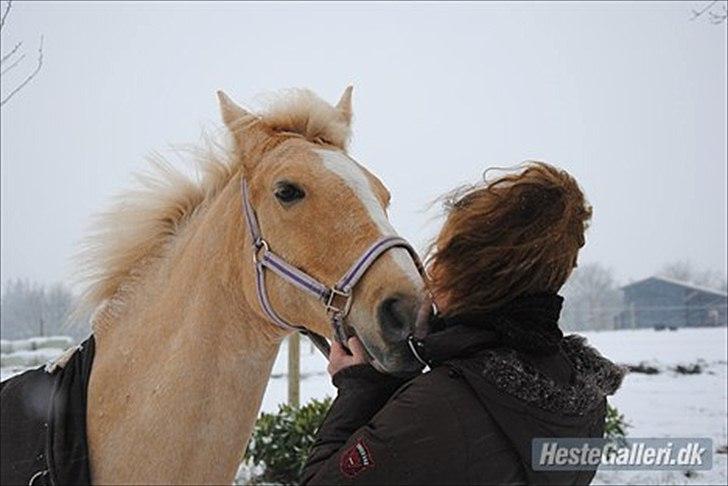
[335,85,353,125]
[217,90,270,164]
[217,90,251,128]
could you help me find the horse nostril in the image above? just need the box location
[378,295,416,339]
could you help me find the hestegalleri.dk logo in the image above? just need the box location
[532,438,713,471]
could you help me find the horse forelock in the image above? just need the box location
[259,88,352,150]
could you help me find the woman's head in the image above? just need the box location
[427,162,592,316]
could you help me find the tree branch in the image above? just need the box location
[691,0,719,20]
[708,4,728,23]
[0,35,42,107]
[690,0,727,23]
[1,40,22,65]
[0,0,11,33]
[0,51,24,75]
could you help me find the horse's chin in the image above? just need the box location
[370,358,387,373]
[356,333,424,378]
[371,356,423,378]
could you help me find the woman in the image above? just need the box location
[301,162,625,485]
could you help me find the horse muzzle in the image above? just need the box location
[356,293,426,376]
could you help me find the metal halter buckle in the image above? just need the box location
[252,239,270,265]
[324,287,353,317]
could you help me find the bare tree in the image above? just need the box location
[660,260,697,282]
[0,279,46,338]
[45,283,74,334]
[0,0,44,108]
[560,263,624,331]
[0,279,89,340]
[659,260,727,290]
[690,1,728,24]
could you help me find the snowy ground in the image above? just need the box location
[0,336,70,380]
[261,338,335,414]
[582,327,727,485]
[2,327,726,484]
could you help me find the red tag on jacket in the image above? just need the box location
[340,437,375,478]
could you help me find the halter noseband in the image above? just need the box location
[241,178,424,358]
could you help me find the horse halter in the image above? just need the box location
[241,178,425,358]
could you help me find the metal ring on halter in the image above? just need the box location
[324,287,353,316]
[406,335,430,367]
[28,470,48,486]
[252,239,270,265]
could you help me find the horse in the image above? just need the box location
[1,87,425,484]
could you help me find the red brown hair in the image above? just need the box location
[427,161,592,316]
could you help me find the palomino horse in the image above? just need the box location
[2,87,425,484]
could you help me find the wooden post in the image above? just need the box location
[288,333,300,407]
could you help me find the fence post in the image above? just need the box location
[288,333,300,407]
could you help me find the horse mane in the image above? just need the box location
[76,89,349,324]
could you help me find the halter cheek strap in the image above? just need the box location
[241,179,424,358]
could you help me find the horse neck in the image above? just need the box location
[87,181,287,483]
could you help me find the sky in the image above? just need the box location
[1,1,726,289]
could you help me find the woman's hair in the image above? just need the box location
[426,161,592,316]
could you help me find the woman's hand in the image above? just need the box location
[327,336,369,377]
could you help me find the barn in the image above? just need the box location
[616,276,728,329]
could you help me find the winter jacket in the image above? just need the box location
[300,296,625,485]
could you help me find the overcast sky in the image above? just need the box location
[1,1,726,289]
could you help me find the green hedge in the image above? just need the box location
[245,397,333,484]
[605,403,630,440]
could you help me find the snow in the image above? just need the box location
[580,328,727,485]
[2,328,726,484]
[580,327,727,365]
[260,338,335,413]
[27,335,75,350]
[1,335,74,353]
[0,336,73,378]
[0,348,65,369]
[0,340,12,354]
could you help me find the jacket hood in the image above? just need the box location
[468,334,626,415]
[446,334,627,485]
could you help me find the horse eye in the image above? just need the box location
[274,182,305,204]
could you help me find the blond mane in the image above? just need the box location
[76,89,351,323]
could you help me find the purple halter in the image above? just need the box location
[241,178,424,358]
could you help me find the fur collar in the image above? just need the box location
[464,334,627,416]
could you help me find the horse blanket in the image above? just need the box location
[1,336,95,486]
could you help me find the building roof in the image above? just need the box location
[621,275,728,298]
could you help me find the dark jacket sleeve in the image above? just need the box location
[300,367,473,485]
[300,364,410,484]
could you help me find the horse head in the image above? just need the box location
[218,87,424,375]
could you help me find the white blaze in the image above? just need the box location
[314,149,422,288]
